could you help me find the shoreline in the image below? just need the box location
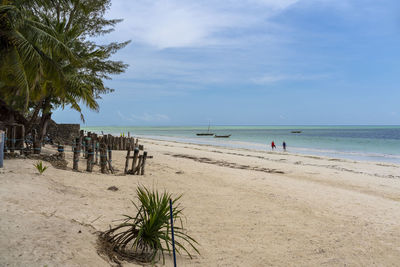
[81,125,400,164]
[132,135,400,165]
[1,137,400,266]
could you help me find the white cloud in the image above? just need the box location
[252,73,329,84]
[106,0,301,49]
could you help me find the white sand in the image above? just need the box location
[1,138,400,266]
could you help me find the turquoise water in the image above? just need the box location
[83,126,400,163]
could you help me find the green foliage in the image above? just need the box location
[100,186,199,264]
[34,161,48,174]
[0,0,129,123]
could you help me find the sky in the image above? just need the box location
[53,0,400,126]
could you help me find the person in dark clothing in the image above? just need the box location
[283,141,286,151]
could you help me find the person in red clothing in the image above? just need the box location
[271,141,276,150]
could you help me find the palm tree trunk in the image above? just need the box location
[25,102,42,135]
[38,97,52,144]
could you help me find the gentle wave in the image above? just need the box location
[133,134,400,164]
[83,125,400,164]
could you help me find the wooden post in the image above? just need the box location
[4,128,8,153]
[140,151,148,175]
[136,155,143,175]
[57,144,65,159]
[84,136,91,159]
[130,137,135,149]
[124,147,131,174]
[86,147,94,172]
[91,137,95,164]
[0,130,4,168]
[82,138,86,157]
[73,138,80,171]
[79,134,83,157]
[95,141,99,165]
[107,145,114,174]
[100,143,108,174]
[10,125,16,153]
[131,148,139,174]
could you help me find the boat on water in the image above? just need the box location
[196,133,214,136]
[214,134,231,138]
[196,122,214,136]
[291,131,302,133]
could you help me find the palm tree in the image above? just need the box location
[1,0,129,141]
[0,0,75,112]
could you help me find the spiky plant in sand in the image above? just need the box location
[34,161,48,174]
[99,186,199,264]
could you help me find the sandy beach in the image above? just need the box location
[1,137,400,266]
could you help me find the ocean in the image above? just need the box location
[82,126,400,163]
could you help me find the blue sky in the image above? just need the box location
[53,0,400,126]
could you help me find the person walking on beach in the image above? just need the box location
[283,141,286,151]
[271,141,276,150]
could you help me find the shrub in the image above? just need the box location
[99,186,199,263]
[34,161,48,174]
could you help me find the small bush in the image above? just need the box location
[34,161,48,174]
[99,186,199,264]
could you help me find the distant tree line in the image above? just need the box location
[0,0,130,141]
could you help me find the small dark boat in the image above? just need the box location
[196,121,214,136]
[214,134,231,138]
[196,133,214,136]
[291,131,302,133]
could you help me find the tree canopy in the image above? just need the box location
[0,0,129,136]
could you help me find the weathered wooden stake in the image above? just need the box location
[10,125,16,153]
[84,136,91,159]
[140,151,148,175]
[107,145,114,174]
[131,148,139,174]
[4,128,8,153]
[100,143,108,174]
[136,155,143,175]
[57,144,65,159]
[86,147,94,172]
[124,147,131,174]
[73,138,80,171]
[95,141,99,165]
